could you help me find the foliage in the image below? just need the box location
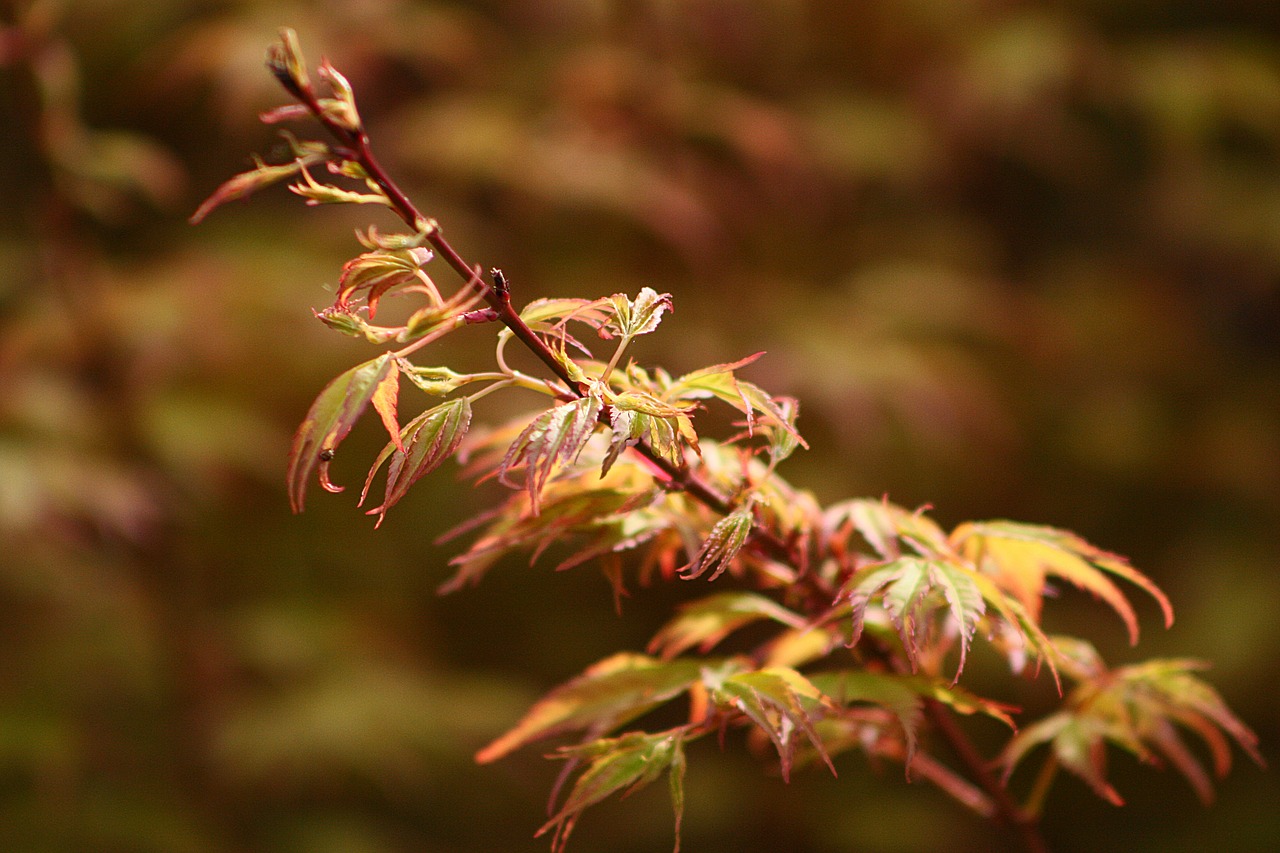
[189,31,1264,853]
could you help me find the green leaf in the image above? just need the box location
[665,353,803,444]
[1001,657,1263,806]
[707,665,836,780]
[397,364,479,396]
[538,729,687,853]
[603,392,698,475]
[680,501,756,581]
[476,653,702,764]
[286,353,395,513]
[825,498,949,561]
[499,395,603,512]
[811,670,1015,772]
[648,592,807,659]
[603,287,673,340]
[842,556,985,682]
[360,397,472,526]
[290,165,390,208]
[951,520,1174,645]
[314,305,402,344]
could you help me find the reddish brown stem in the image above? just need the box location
[293,75,790,558]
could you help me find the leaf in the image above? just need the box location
[189,147,327,223]
[336,248,434,318]
[842,557,985,682]
[289,165,390,207]
[314,305,402,344]
[476,653,702,764]
[438,476,664,593]
[603,287,673,340]
[707,665,836,781]
[519,297,612,329]
[603,392,698,475]
[317,59,360,131]
[825,498,949,561]
[647,592,807,659]
[809,669,925,766]
[951,521,1174,645]
[499,395,603,512]
[397,364,481,396]
[265,27,311,96]
[665,353,803,443]
[370,363,403,452]
[1001,657,1263,806]
[286,353,395,513]
[680,501,756,581]
[966,569,1064,691]
[538,730,687,853]
[361,398,472,526]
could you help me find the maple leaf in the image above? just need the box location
[538,729,688,853]
[360,397,472,526]
[286,353,396,512]
[950,521,1174,645]
[335,247,435,318]
[476,653,703,764]
[842,556,985,682]
[1001,653,1263,806]
[704,663,837,781]
[647,592,807,659]
[499,395,603,512]
[680,500,756,581]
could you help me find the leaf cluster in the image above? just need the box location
[192,31,1264,853]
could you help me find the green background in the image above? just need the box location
[2,1,1277,850]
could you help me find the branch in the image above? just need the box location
[276,41,803,575]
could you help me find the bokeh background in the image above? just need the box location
[2,1,1278,851]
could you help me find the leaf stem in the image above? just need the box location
[922,698,1050,853]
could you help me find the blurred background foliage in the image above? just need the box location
[1,0,1277,850]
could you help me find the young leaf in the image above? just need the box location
[538,730,688,853]
[317,59,361,131]
[370,362,403,453]
[842,556,985,682]
[825,498,949,561]
[1001,657,1263,807]
[602,392,698,475]
[189,148,327,224]
[290,165,390,208]
[314,305,402,344]
[951,521,1174,645]
[707,665,837,780]
[665,353,803,443]
[499,395,603,512]
[602,287,673,340]
[680,500,756,581]
[648,592,807,659]
[265,27,311,97]
[361,397,472,526]
[397,364,480,396]
[336,248,434,318]
[476,653,703,764]
[286,353,395,512]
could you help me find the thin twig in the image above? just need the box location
[289,70,796,566]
